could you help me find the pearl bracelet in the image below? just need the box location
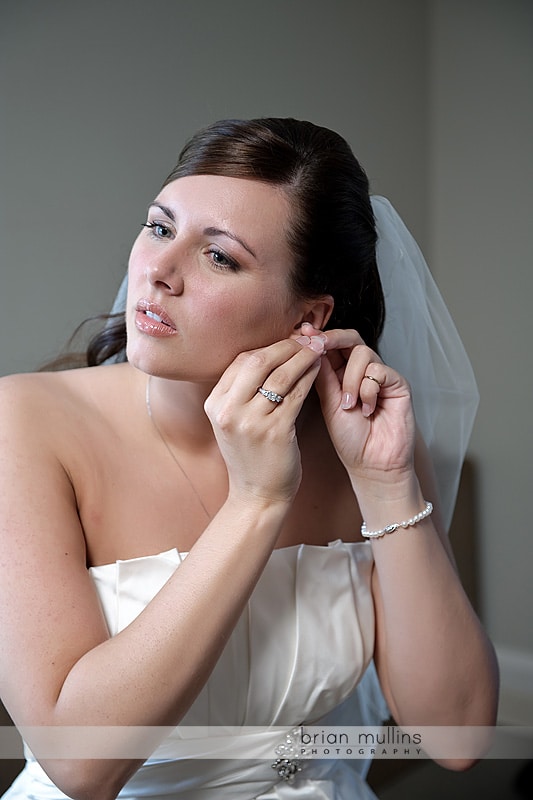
[361,500,433,539]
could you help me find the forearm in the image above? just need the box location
[54,496,287,725]
[34,495,288,798]
[357,477,499,729]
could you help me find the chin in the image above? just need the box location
[126,345,220,385]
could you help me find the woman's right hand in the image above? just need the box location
[204,336,325,505]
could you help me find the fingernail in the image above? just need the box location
[308,336,325,353]
[301,322,326,340]
[341,392,355,410]
[362,403,372,417]
[295,335,311,345]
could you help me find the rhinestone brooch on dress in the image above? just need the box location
[271,729,302,783]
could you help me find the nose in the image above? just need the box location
[145,249,184,295]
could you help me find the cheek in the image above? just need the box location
[203,287,295,345]
[127,239,145,282]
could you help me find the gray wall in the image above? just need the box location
[0,0,428,374]
[1,0,532,717]
[428,0,533,718]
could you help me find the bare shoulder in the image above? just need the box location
[0,363,131,406]
[0,371,70,459]
[0,369,83,422]
[0,370,56,414]
[0,363,136,548]
[0,366,133,725]
[0,363,133,444]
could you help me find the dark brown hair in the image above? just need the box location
[80,117,385,366]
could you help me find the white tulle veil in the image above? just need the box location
[371,196,478,530]
[108,196,478,532]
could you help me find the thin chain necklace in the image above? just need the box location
[145,375,212,521]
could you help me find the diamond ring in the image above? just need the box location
[257,387,284,404]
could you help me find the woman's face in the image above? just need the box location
[126,174,310,382]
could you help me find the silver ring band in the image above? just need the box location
[258,387,284,404]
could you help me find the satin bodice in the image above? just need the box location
[4,541,388,799]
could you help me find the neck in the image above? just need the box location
[138,367,320,450]
[143,372,218,452]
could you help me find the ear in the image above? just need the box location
[292,295,334,335]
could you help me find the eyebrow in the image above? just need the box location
[203,227,256,259]
[148,203,175,221]
[148,203,257,259]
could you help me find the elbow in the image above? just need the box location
[39,758,135,800]
[418,723,496,773]
[434,755,480,772]
[423,690,499,773]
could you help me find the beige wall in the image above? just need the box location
[0,0,531,726]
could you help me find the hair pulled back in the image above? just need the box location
[86,118,384,365]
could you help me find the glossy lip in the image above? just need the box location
[135,299,178,337]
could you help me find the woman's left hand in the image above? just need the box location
[302,323,417,488]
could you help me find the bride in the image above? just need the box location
[0,117,498,800]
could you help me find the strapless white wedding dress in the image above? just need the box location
[3,541,388,799]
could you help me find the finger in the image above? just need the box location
[340,347,385,413]
[214,339,300,396]
[305,326,369,375]
[314,351,383,416]
[214,337,324,403]
[358,367,386,417]
[254,339,326,412]
[301,324,366,353]
[255,357,322,415]
[313,352,343,414]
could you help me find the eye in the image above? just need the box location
[206,247,240,272]
[141,221,173,240]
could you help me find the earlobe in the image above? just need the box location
[293,295,334,332]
